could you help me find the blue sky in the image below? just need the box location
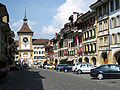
[0,0,97,40]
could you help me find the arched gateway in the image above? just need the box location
[113,51,120,65]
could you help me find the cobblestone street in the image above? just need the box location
[0,67,120,90]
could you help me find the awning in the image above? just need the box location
[67,58,73,61]
[43,59,47,62]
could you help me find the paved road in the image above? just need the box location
[0,67,120,90]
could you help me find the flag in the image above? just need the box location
[76,36,79,52]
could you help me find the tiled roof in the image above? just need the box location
[17,23,33,33]
[32,39,49,45]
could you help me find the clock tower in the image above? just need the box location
[17,12,34,66]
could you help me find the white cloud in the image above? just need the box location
[42,26,59,34]
[11,19,37,39]
[41,0,96,36]
[53,0,85,27]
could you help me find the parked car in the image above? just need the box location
[90,64,120,80]
[75,63,95,74]
[44,64,50,69]
[63,64,74,72]
[49,65,55,69]
[72,62,82,72]
[56,64,68,71]
[44,64,55,69]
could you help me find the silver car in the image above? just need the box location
[75,63,95,74]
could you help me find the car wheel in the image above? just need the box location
[58,69,60,72]
[97,73,103,80]
[77,70,82,74]
[64,69,68,72]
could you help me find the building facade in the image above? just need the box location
[90,0,120,65]
[78,11,97,65]
[47,0,120,66]
[0,3,15,72]
[33,39,48,64]
[109,0,120,64]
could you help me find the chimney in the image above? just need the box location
[73,12,79,22]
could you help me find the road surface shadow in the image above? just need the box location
[91,77,120,80]
[0,67,45,90]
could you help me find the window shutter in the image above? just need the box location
[114,34,117,44]
[114,17,116,28]
[110,35,112,45]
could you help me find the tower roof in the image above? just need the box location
[23,7,27,22]
[17,8,33,34]
[17,22,33,33]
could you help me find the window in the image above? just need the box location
[98,7,102,17]
[117,33,120,43]
[116,15,120,26]
[89,30,92,38]
[34,51,38,54]
[37,47,39,49]
[42,51,44,54]
[104,37,108,45]
[100,38,103,46]
[112,34,115,44]
[39,51,41,54]
[80,64,86,68]
[90,44,93,52]
[104,20,108,30]
[111,18,114,28]
[87,44,89,52]
[103,4,106,15]
[109,65,119,71]
[34,56,37,59]
[99,22,102,31]
[84,45,86,52]
[115,0,119,10]
[110,0,114,12]
[69,43,71,48]
[112,34,117,44]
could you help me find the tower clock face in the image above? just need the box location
[23,37,28,43]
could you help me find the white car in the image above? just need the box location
[72,62,82,72]
[75,63,96,74]
[44,64,54,69]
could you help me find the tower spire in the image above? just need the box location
[23,7,27,23]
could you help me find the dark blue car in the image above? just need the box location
[63,64,73,72]
[90,64,120,80]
